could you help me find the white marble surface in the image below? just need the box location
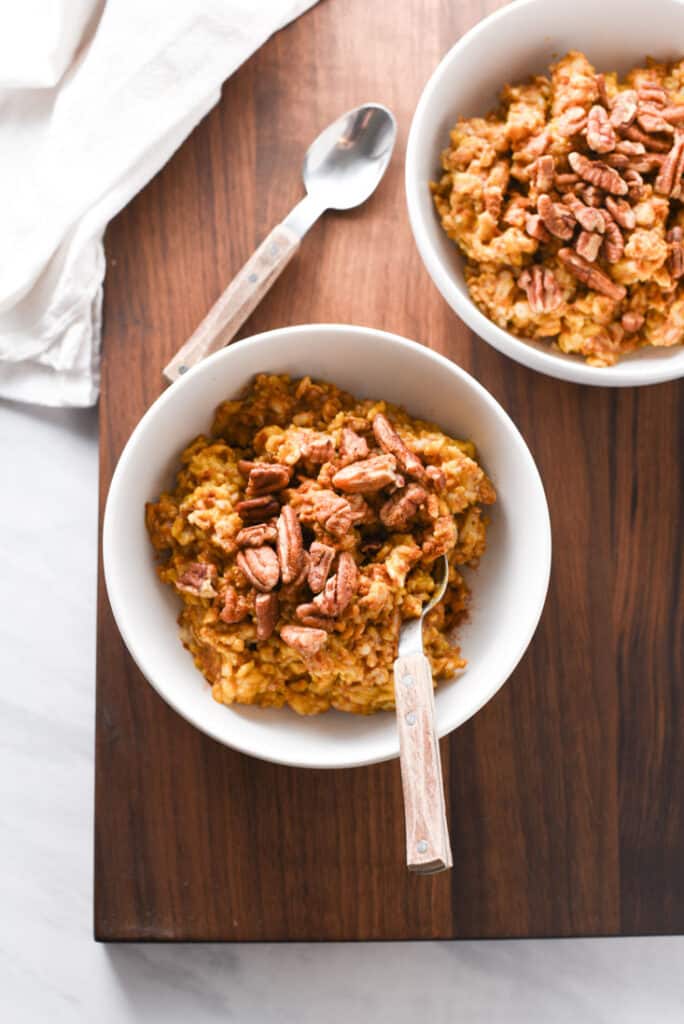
[2,398,684,1022]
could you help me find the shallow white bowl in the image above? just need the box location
[406,0,684,387]
[103,325,551,769]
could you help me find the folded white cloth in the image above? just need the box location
[0,0,317,407]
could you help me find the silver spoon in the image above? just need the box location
[164,103,397,383]
[394,553,453,874]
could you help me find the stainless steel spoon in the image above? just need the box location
[164,103,397,382]
[394,553,453,874]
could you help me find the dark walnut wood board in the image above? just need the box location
[95,0,684,940]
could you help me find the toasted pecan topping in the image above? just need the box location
[300,434,335,464]
[621,311,645,333]
[667,226,684,278]
[312,489,354,536]
[307,541,336,594]
[609,89,638,129]
[280,625,328,657]
[575,230,602,263]
[332,453,403,494]
[276,504,304,584]
[313,552,358,617]
[176,562,217,598]
[518,265,563,314]
[525,213,551,242]
[220,585,249,624]
[379,484,428,532]
[655,133,684,196]
[562,193,605,233]
[255,592,279,641]
[600,214,625,264]
[557,105,588,137]
[339,427,369,464]
[295,602,335,631]
[558,248,627,301]
[604,196,636,230]
[235,522,277,548]
[372,414,426,482]
[236,496,280,522]
[236,546,280,593]
[534,155,555,192]
[568,152,628,195]
[537,193,575,239]
[586,105,616,153]
[246,462,291,496]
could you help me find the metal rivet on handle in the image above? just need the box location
[401,674,414,688]
[417,840,428,854]
[178,365,188,375]
[248,272,258,283]
[405,711,416,726]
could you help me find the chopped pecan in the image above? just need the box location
[518,265,563,314]
[537,193,575,239]
[332,453,402,494]
[176,562,217,598]
[339,427,369,464]
[534,155,555,192]
[255,592,279,641]
[219,585,249,624]
[601,214,625,263]
[280,625,327,657]
[568,152,628,195]
[579,184,603,207]
[294,603,335,631]
[661,105,684,124]
[372,414,427,482]
[236,546,280,593]
[235,522,277,548]
[575,230,602,263]
[312,490,354,536]
[557,105,588,137]
[555,172,580,189]
[236,496,280,522]
[276,504,304,584]
[525,213,551,242]
[246,462,291,496]
[636,105,674,136]
[605,196,636,230]
[655,133,684,196]
[313,552,358,617]
[615,139,646,156]
[379,484,428,531]
[307,541,336,594]
[621,311,645,333]
[300,434,335,464]
[586,104,616,153]
[624,125,672,152]
[425,465,446,491]
[605,152,629,169]
[624,168,645,201]
[667,227,684,278]
[609,89,638,129]
[637,82,668,107]
[558,248,627,300]
[562,194,605,233]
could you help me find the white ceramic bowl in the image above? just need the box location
[406,0,684,387]
[103,325,551,769]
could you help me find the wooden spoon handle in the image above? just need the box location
[393,652,452,873]
[163,222,300,383]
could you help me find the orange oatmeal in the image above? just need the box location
[432,51,684,366]
[145,374,495,715]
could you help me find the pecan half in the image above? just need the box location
[624,168,645,201]
[236,546,280,593]
[518,265,563,314]
[237,459,257,476]
[313,552,358,617]
[579,184,603,207]
[609,89,638,129]
[555,172,580,189]
[307,541,336,594]
[662,105,684,124]
[235,522,278,548]
[219,585,249,624]
[280,625,327,657]
[294,603,335,631]
[537,193,575,239]
[568,152,628,195]
[637,105,674,136]
[615,139,646,157]
[339,427,369,464]
[276,504,304,584]
[562,194,605,233]
[372,414,427,482]
[246,462,291,496]
[604,196,636,230]
[236,496,280,522]
[575,230,602,263]
[525,213,551,242]
[255,592,279,641]
[312,489,354,536]
[655,133,684,196]
[637,82,668,107]
[667,227,684,278]
[621,312,645,333]
[557,105,588,137]
[558,248,627,300]
[379,484,428,531]
[176,562,217,598]
[332,453,402,494]
[623,125,672,152]
[534,155,555,192]
[300,434,335,464]
[586,105,616,153]
[601,214,625,264]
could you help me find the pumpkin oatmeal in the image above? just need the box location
[145,374,495,715]
[432,51,684,366]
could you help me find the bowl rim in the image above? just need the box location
[103,323,552,768]
[404,0,684,388]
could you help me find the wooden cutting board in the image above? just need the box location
[95,0,684,940]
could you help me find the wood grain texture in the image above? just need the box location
[95,0,684,940]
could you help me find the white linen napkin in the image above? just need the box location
[0,0,318,407]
